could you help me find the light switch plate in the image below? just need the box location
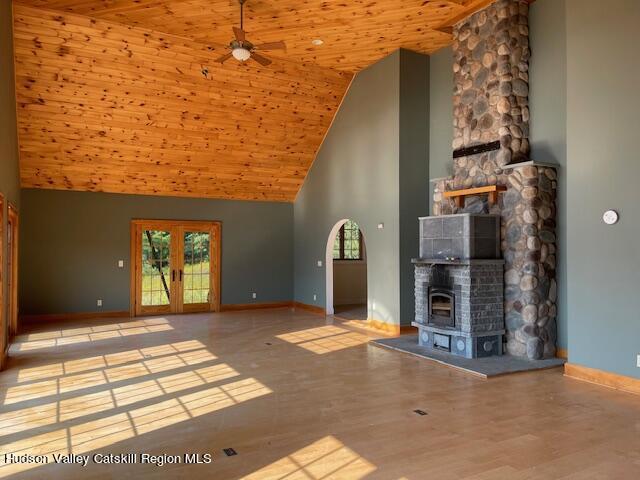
[317,260,322,267]
[118,260,124,268]
[97,299,103,307]
[637,355,640,368]
[377,223,384,230]
[313,294,317,301]
[252,293,257,299]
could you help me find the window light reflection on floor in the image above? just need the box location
[0,358,233,434]
[10,340,206,385]
[4,349,215,405]
[10,321,175,353]
[14,318,171,343]
[276,325,369,354]
[0,377,272,478]
[241,435,376,480]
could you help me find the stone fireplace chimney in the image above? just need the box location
[453,0,530,187]
[432,0,558,360]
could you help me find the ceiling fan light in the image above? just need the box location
[232,47,251,62]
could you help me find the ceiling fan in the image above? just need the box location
[215,0,286,67]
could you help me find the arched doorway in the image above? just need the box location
[325,220,367,319]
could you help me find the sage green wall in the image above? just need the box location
[399,50,430,325]
[428,46,454,214]
[294,50,430,326]
[294,52,401,324]
[19,189,293,315]
[529,0,567,352]
[566,0,640,378]
[427,0,568,350]
[1,2,21,347]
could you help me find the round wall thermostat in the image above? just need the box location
[603,210,619,225]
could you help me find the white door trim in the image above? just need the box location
[325,219,349,315]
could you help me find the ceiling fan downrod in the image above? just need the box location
[239,0,245,32]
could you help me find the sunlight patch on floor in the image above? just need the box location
[0,377,271,478]
[14,318,171,343]
[3,348,216,404]
[339,319,397,337]
[6,340,206,386]
[276,326,369,355]
[241,435,376,480]
[276,326,349,344]
[0,362,239,434]
[9,323,174,353]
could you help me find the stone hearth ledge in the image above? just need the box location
[412,258,505,266]
[372,335,565,378]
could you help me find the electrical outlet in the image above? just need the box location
[97,299,103,307]
[317,260,323,267]
[252,292,257,299]
[118,260,124,268]
[313,294,317,301]
[637,355,640,368]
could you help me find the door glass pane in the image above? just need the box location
[183,231,210,304]
[141,230,171,306]
[343,220,361,260]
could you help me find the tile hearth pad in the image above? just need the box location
[372,335,565,378]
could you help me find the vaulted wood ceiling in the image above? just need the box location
[13,0,499,202]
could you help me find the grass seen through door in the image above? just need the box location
[141,230,211,306]
[140,262,211,306]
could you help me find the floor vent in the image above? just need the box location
[223,448,238,457]
[413,409,428,416]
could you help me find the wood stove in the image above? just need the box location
[412,214,505,359]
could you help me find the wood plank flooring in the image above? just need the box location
[1,308,639,479]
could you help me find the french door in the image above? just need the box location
[131,220,221,316]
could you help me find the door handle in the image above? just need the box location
[172,270,176,282]
[179,270,183,281]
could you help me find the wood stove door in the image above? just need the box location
[429,288,455,328]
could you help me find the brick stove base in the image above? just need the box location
[412,259,505,359]
[413,325,504,359]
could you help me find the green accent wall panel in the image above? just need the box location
[19,190,293,314]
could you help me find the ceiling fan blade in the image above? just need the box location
[215,52,233,64]
[255,41,286,51]
[233,26,246,42]
[251,52,272,67]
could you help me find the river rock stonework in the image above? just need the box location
[500,164,557,359]
[453,0,530,187]
[432,0,558,360]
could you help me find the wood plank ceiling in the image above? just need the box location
[13,0,499,202]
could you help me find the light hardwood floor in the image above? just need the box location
[1,308,639,479]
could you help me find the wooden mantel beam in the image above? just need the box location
[443,185,507,208]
